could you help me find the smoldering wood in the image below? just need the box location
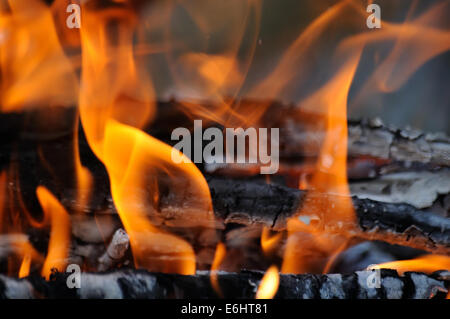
[0,269,448,299]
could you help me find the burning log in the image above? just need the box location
[62,176,449,255]
[0,269,448,299]
[204,177,450,254]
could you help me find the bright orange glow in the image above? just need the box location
[210,242,226,297]
[36,186,71,280]
[256,266,280,299]
[369,255,450,275]
[0,0,78,112]
[261,227,282,256]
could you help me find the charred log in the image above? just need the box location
[0,269,448,299]
[204,177,450,254]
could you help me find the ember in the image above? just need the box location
[0,0,448,303]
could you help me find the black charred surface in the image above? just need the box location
[206,176,303,227]
[0,269,448,299]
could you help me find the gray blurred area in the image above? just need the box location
[141,0,449,133]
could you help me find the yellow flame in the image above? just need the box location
[256,266,279,299]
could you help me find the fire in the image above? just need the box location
[18,249,32,278]
[369,255,450,275]
[73,113,93,213]
[0,0,448,282]
[78,3,213,274]
[0,0,78,112]
[210,242,226,297]
[261,227,282,256]
[36,186,71,280]
[277,1,362,274]
[256,266,280,299]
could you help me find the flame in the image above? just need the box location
[281,24,362,274]
[36,186,71,279]
[18,249,32,278]
[0,0,78,112]
[73,112,93,212]
[256,266,279,299]
[260,227,282,256]
[165,1,261,127]
[78,3,213,274]
[0,0,448,280]
[102,121,211,274]
[369,255,450,275]
[210,242,226,297]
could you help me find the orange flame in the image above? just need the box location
[78,3,213,274]
[210,242,226,297]
[73,112,93,213]
[165,1,261,127]
[36,186,71,279]
[261,227,282,256]
[18,249,32,278]
[281,13,362,273]
[256,266,279,299]
[369,255,450,275]
[0,0,78,112]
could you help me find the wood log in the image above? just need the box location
[0,269,448,299]
[203,177,450,254]
[147,100,450,168]
[1,101,449,170]
[62,176,450,254]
